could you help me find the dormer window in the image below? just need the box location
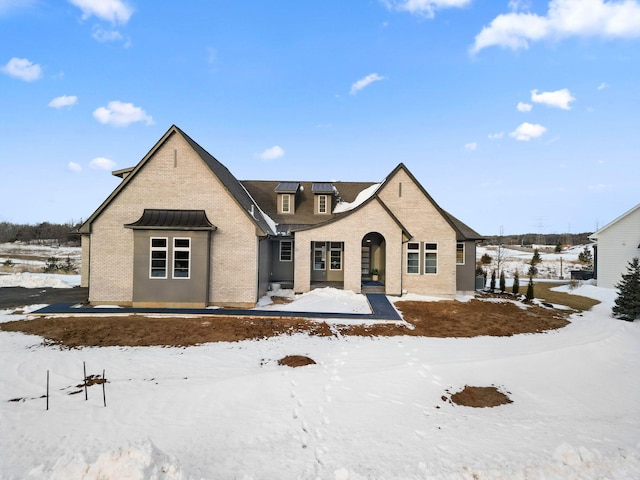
[312,183,333,215]
[281,194,291,213]
[275,182,300,214]
[318,195,327,214]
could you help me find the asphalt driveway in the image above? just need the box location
[0,287,88,309]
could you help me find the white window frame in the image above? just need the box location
[150,237,168,279]
[456,242,465,265]
[172,237,191,279]
[280,240,293,262]
[424,242,438,274]
[281,194,291,214]
[329,242,343,271]
[313,242,326,270]
[318,194,328,214]
[407,242,420,274]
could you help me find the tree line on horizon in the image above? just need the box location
[482,232,593,247]
[0,221,82,245]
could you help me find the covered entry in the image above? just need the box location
[361,232,386,292]
[310,241,345,289]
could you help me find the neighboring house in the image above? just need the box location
[589,203,640,289]
[79,125,483,308]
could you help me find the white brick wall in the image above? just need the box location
[377,168,457,298]
[294,199,405,295]
[87,132,260,307]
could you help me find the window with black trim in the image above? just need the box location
[280,240,293,262]
[313,242,326,270]
[407,242,420,274]
[425,243,438,274]
[456,242,465,265]
[173,238,191,278]
[150,237,168,278]
[330,242,342,270]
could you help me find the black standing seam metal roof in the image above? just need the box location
[274,182,300,193]
[125,209,217,230]
[312,182,335,193]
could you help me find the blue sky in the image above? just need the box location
[1,0,639,236]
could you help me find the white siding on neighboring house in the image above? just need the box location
[590,203,640,289]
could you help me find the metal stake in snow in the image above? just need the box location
[102,369,106,408]
[46,370,49,411]
[83,361,88,401]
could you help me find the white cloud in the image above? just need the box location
[1,57,42,81]
[508,0,531,11]
[93,100,154,127]
[350,73,385,95]
[510,122,547,141]
[471,0,640,54]
[382,0,472,18]
[531,88,575,109]
[588,183,613,192]
[48,95,78,109]
[464,142,478,151]
[68,161,83,172]
[0,0,38,15]
[92,27,123,42]
[68,0,133,24]
[257,146,285,161]
[89,157,116,170]
[597,82,610,90]
[517,101,533,112]
[488,132,504,140]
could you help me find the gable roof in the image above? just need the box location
[590,202,640,240]
[79,125,276,236]
[381,163,483,241]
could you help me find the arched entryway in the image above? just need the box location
[361,232,386,293]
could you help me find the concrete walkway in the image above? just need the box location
[32,293,403,321]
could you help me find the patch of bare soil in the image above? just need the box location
[278,355,316,367]
[444,385,513,408]
[0,297,571,348]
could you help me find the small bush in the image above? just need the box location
[512,271,520,295]
[42,256,77,274]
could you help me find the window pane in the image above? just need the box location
[314,250,325,270]
[280,241,292,261]
[330,249,342,270]
[175,239,190,248]
[408,242,420,251]
[407,252,419,274]
[425,252,437,273]
[425,243,437,250]
[152,238,167,248]
[318,195,327,213]
[150,268,166,277]
[456,243,464,264]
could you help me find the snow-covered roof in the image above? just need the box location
[333,183,381,214]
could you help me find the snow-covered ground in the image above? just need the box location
[478,244,594,281]
[1,279,639,478]
[0,242,81,274]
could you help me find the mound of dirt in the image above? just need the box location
[278,355,316,367]
[445,385,513,408]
